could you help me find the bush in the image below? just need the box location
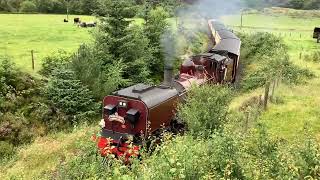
[19,1,37,13]
[239,32,314,91]
[45,68,97,124]
[304,51,320,62]
[48,122,320,180]
[40,50,70,78]
[0,141,14,159]
[70,44,129,100]
[177,85,232,137]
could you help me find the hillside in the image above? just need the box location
[1,7,320,179]
[224,11,320,140]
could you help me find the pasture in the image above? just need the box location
[225,13,320,141]
[0,14,93,73]
[1,10,320,179]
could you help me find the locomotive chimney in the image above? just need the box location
[163,66,174,87]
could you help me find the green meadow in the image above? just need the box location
[0,14,93,73]
[225,13,320,141]
[1,11,320,179]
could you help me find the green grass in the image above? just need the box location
[0,14,94,74]
[0,124,98,180]
[1,10,320,179]
[225,13,320,141]
[223,14,320,30]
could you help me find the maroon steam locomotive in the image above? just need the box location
[95,20,241,160]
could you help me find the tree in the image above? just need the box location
[144,6,170,80]
[95,0,152,83]
[46,68,96,122]
[40,50,70,77]
[79,0,98,14]
[19,1,37,12]
[70,44,129,99]
[288,0,304,9]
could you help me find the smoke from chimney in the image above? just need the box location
[160,0,247,87]
[161,28,177,87]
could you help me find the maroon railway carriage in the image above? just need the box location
[95,20,241,160]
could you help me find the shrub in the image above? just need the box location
[304,51,320,62]
[0,141,14,159]
[70,44,129,100]
[177,84,232,137]
[45,68,97,123]
[239,32,314,91]
[19,1,37,13]
[40,50,70,78]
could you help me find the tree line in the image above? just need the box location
[0,0,180,14]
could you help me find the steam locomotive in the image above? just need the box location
[95,20,241,160]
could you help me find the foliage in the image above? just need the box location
[48,123,320,180]
[304,51,320,62]
[70,44,129,99]
[19,1,37,12]
[287,0,320,10]
[0,57,47,158]
[178,85,232,137]
[45,68,96,123]
[239,32,314,91]
[34,0,66,13]
[143,6,169,81]
[69,0,171,96]
[40,50,71,77]
[0,141,14,158]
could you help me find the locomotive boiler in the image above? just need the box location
[95,20,241,160]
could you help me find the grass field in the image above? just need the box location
[225,13,320,141]
[0,14,93,73]
[1,11,320,179]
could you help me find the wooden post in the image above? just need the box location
[31,50,35,70]
[264,81,271,110]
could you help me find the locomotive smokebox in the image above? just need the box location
[163,66,174,87]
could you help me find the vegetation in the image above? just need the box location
[1,1,320,179]
[178,85,232,137]
[239,32,314,91]
[45,68,96,123]
[287,0,320,10]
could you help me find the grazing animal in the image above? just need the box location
[74,17,80,24]
[79,22,87,28]
[86,22,97,27]
[63,19,68,22]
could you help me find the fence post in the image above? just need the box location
[31,50,35,71]
[264,81,271,110]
